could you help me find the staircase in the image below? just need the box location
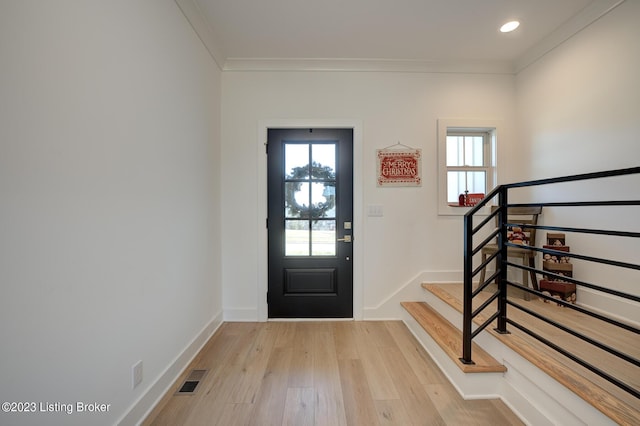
[401,301,505,374]
[401,282,640,426]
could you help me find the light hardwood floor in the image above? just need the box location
[143,321,523,425]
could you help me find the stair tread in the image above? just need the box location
[401,301,506,373]
[421,282,640,426]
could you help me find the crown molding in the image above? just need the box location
[174,0,225,70]
[514,0,625,73]
[223,58,515,74]
[176,0,625,75]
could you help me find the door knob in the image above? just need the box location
[337,235,352,243]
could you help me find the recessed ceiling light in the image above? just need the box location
[500,21,520,33]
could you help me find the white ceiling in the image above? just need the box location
[181,0,623,71]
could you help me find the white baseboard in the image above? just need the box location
[116,311,223,426]
[577,288,640,326]
[227,270,463,322]
[224,307,259,321]
[363,270,462,319]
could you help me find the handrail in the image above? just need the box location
[502,166,640,188]
[461,167,640,401]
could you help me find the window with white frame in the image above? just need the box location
[437,119,498,215]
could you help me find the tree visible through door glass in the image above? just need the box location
[284,142,336,256]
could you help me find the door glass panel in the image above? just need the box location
[312,220,336,256]
[312,144,336,174]
[285,144,310,179]
[311,182,335,218]
[285,182,310,218]
[285,220,309,256]
[284,141,338,257]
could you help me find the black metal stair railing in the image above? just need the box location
[461,166,640,400]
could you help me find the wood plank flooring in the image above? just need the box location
[143,321,523,426]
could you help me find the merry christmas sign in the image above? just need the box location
[376,148,422,187]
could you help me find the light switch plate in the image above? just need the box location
[368,204,383,217]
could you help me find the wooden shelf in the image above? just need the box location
[543,261,573,272]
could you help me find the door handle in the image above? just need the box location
[337,235,352,243]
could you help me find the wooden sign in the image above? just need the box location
[458,193,485,206]
[376,148,422,187]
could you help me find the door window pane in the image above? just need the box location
[312,144,336,176]
[311,182,335,218]
[285,182,310,218]
[284,141,339,257]
[285,220,309,256]
[312,220,336,256]
[285,144,310,179]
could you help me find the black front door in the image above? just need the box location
[267,128,353,318]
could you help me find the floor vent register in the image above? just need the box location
[176,369,208,395]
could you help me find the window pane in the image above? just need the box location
[467,171,486,194]
[311,182,335,218]
[312,144,336,177]
[446,136,463,166]
[447,171,486,203]
[312,220,336,256]
[448,135,485,167]
[285,182,310,218]
[447,171,466,203]
[464,136,484,166]
[285,144,309,179]
[285,220,309,256]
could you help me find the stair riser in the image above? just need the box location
[400,309,505,398]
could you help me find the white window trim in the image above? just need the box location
[437,118,500,216]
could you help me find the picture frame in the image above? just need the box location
[376,148,422,187]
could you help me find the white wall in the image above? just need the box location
[516,0,640,321]
[221,71,518,319]
[0,2,222,425]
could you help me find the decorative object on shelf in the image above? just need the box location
[458,191,485,206]
[376,142,421,187]
[540,233,576,305]
[507,226,530,246]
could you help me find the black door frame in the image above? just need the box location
[267,128,353,318]
[257,121,362,321]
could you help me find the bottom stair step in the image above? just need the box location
[401,301,506,374]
